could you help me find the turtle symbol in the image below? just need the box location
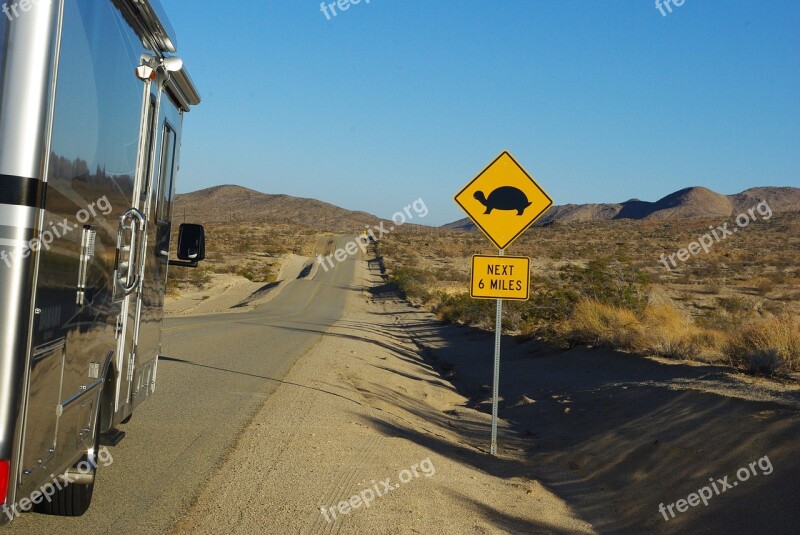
[474,187,532,216]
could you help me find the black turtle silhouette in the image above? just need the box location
[474,187,532,215]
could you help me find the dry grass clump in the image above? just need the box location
[725,314,800,374]
[638,303,724,360]
[559,299,798,373]
[560,300,725,361]
[559,300,641,350]
[638,304,698,359]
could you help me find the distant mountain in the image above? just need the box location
[442,186,800,230]
[174,185,381,232]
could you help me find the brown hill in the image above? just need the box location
[174,185,381,232]
[729,187,800,214]
[443,186,800,230]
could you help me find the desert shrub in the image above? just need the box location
[557,300,723,361]
[516,284,580,337]
[704,279,723,295]
[717,296,750,315]
[389,266,433,302]
[766,271,788,285]
[637,304,705,360]
[513,259,650,337]
[433,266,470,283]
[689,329,727,354]
[433,292,495,328]
[161,264,212,288]
[751,277,775,296]
[213,263,238,274]
[559,258,650,314]
[166,278,181,296]
[236,263,275,283]
[762,300,787,316]
[725,314,800,374]
[559,300,641,350]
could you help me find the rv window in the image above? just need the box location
[0,17,8,77]
[157,124,177,222]
[138,97,157,206]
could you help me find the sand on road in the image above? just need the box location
[171,257,593,534]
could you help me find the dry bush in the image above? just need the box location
[170,265,213,288]
[637,304,697,359]
[559,300,640,350]
[705,279,723,295]
[725,314,800,374]
[637,304,721,360]
[560,300,723,361]
[750,277,776,296]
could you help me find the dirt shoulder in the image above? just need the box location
[400,303,800,533]
[170,250,800,534]
[165,253,316,317]
[171,257,594,534]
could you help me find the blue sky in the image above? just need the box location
[162,0,800,226]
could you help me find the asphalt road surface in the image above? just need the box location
[11,236,358,534]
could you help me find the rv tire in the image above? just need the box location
[34,402,101,516]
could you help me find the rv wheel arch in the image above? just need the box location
[34,388,103,517]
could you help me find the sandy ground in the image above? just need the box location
[168,246,800,534]
[165,254,316,316]
[398,306,800,534]
[171,257,594,534]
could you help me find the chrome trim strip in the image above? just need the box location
[0,205,37,229]
[32,338,67,360]
[0,1,60,178]
[59,380,102,411]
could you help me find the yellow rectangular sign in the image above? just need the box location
[470,255,530,300]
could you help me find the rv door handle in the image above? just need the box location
[115,208,146,296]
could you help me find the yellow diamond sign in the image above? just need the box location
[454,151,553,250]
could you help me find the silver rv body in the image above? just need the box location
[0,0,201,523]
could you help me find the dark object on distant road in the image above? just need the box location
[474,187,532,215]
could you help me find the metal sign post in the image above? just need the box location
[490,249,504,456]
[453,150,553,457]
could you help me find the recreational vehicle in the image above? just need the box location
[0,0,203,523]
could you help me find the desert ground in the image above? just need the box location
[379,212,800,378]
[156,222,800,534]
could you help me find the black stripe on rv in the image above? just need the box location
[0,174,45,207]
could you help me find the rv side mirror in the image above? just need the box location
[177,224,206,262]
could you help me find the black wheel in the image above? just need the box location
[35,409,101,516]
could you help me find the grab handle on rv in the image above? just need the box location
[116,207,146,296]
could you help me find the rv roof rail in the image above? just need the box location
[113,0,179,54]
[167,67,202,112]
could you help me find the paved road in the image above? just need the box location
[12,236,359,534]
